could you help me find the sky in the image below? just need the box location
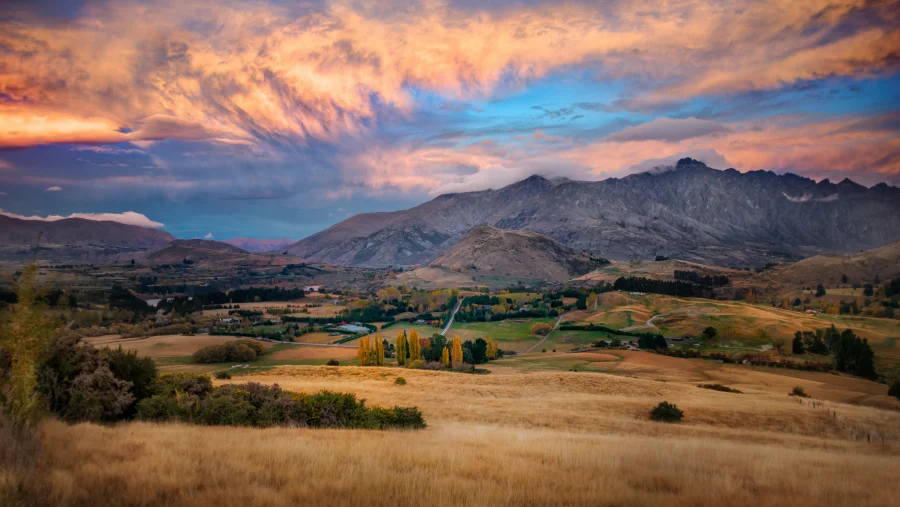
[1,0,898,240]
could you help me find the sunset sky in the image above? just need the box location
[1,0,898,239]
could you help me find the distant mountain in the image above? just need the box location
[223,237,295,253]
[431,226,608,282]
[0,214,174,261]
[288,159,900,268]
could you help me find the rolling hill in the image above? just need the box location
[761,240,900,288]
[147,239,257,264]
[288,159,900,268]
[223,237,295,253]
[0,214,174,261]
[430,226,608,282]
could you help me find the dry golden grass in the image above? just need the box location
[83,334,251,357]
[14,358,900,506]
[266,345,357,361]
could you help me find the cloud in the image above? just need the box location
[0,192,6,196]
[0,210,164,228]
[204,232,214,239]
[0,0,896,151]
[605,117,731,143]
[45,186,62,192]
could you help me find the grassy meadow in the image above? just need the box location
[11,358,900,507]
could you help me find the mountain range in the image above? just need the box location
[222,237,295,253]
[287,159,900,268]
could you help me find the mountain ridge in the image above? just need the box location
[288,160,900,268]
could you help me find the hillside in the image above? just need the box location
[288,159,900,268]
[0,214,174,261]
[223,237,295,253]
[147,239,256,264]
[762,240,900,288]
[431,226,607,282]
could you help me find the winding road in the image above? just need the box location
[523,311,566,354]
[440,299,463,336]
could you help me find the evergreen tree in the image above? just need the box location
[791,331,805,355]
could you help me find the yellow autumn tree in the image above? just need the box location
[486,338,499,360]
[395,331,408,366]
[451,335,463,365]
[376,337,385,366]
[440,347,450,367]
[357,336,369,366]
[408,329,421,362]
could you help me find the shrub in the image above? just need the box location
[214,371,232,380]
[649,401,683,422]
[697,384,742,394]
[790,386,810,398]
[889,380,900,400]
[394,377,407,385]
[531,322,553,336]
[326,359,340,366]
[192,340,263,363]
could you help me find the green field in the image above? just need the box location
[448,317,555,352]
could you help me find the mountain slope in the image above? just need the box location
[431,226,607,282]
[289,160,900,268]
[223,238,295,253]
[762,240,900,287]
[0,214,174,261]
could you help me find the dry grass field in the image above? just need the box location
[84,334,250,358]
[14,359,900,507]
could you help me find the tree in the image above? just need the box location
[792,332,805,355]
[451,335,463,365]
[702,326,717,340]
[841,273,848,284]
[0,262,59,429]
[815,284,826,297]
[889,380,900,400]
[472,338,488,364]
[375,337,385,366]
[357,336,370,366]
[440,347,450,367]
[832,329,876,379]
[486,338,499,360]
[408,330,421,362]
[531,322,553,336]
[395,332,407,366]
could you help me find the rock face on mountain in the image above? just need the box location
[0,214,174,261]
[431,226,608,282]
[288,159,900,268]
[223,237,295,253]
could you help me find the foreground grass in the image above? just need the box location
[22,418,897,507]
[7,362,900,506]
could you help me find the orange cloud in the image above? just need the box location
[1,0,896,150]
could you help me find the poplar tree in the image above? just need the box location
[486,338,499,360]
[451,335,463,365]
[395,331,407,366]
[440,347,450,367]
[409,329,421,361]
[357,336,369,366]
[376,337,385,366]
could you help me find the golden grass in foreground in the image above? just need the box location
[13,362,900,507]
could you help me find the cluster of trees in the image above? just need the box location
[137,374,425,429]
[791,326,876,379]
[157,287,307,315]
[613,277,714,298]
[192,339,266,363]
[391,330,500,368]
[357,336,386,366]
[673,270,729,287]
[637,334,668,350]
